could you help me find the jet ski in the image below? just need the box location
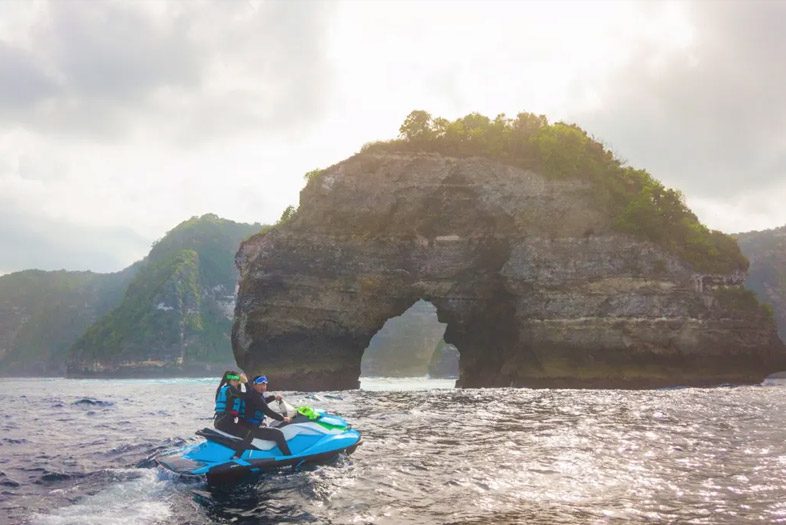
[157,403,362,484]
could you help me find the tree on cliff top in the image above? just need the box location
[399,110,434,142]
[362,110,747,274]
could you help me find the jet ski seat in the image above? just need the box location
[197,428,261,452]
[198,417,351,456]
[198,427,291,454]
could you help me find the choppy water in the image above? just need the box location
[1,377,785,524]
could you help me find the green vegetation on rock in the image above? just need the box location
[68,214,261,374]
[303,168,324,183]
[0,268,136,375]
[147,214,255,291]
[736,226,786,341]
[713,287,773,319]
[359,110,747,274]
[71,250,202,362]
[277,205,298,225]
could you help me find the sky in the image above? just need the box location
[1,0,785,274]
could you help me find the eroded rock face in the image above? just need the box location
[234,153,786,390]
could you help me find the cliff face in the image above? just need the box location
[67,215,260,377]
[737,226,786,342]
[234,153,786,390]
[428,341,459,379]
[0,268,136,375]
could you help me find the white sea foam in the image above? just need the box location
[31,469,172,525]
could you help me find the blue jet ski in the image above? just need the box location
[157,404,361,484]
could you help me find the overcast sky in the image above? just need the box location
[1,0,785,274]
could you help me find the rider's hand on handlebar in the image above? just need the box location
[275,394,283,401]
[283,416,292,423]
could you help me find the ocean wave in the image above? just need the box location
[0,471,21,488]
[3,377,786,524]
[34,471,86,485]
[30,469,172,525]
[72,398,114,407]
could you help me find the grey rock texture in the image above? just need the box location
[234,153,786,390]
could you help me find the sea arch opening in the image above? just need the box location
[359,299,459,390]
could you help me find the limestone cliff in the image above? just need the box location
[428,341,460,379]
[737,226,786,342]
[234,153,785,390]
[67,215,260,377]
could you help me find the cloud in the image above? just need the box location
[44,4,201,101]
[0,1,339,273]
[1,0,785,274]
[0,42,57,111]
[0,1,336,141]
[572,1,786,205]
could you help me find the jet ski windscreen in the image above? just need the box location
[272,399,298,417]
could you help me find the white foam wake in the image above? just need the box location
[31,469,173,525]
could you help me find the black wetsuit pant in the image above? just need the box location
[215,415,291,456]
[246,426,292,456]
[214,414,244,436]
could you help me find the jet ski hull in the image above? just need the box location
[157,411,361,484]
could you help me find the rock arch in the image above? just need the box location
[360,299,454,379]
[233,153,785,391]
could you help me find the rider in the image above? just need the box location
[238,375,293,456]
[213,370,245,436]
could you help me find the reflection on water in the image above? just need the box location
[1,377,785,524]
[360,376,456,391]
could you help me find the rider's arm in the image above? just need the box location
[259,397,284,421]
[242,391,284,422]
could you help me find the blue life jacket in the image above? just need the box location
[243,394,275,426]
[245,405,266,427]
[214,385,243,417]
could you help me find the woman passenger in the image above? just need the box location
[213,370,245,436]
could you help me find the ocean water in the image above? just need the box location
[1,377,785,524]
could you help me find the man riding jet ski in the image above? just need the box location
[157,373,361,483]
[216,374,294,456]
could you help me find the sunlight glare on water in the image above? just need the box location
[359,376,456,391]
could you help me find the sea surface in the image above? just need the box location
[1,376,785,524]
